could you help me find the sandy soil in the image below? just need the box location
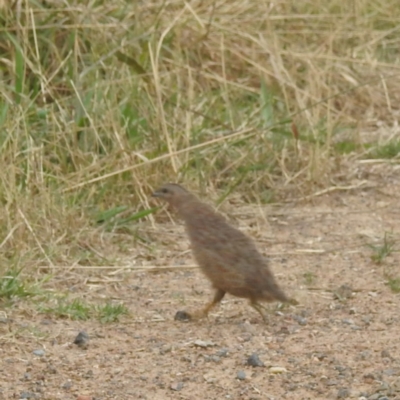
[1,163,400,400]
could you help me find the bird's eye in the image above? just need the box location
[161,188,169,194]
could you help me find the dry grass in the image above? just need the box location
[0,0,400,278]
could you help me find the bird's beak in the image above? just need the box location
[151,190,161,198]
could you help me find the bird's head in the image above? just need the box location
[152,183,190,207]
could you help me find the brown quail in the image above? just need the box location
[152,183,292,322]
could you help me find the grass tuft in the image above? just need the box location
[0,269,41,300]
[385,276,400,294]
[40,298,92,321]
[368,232,396,265]
[97,302,129,323]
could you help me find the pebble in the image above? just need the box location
[19,392,36,399]
[337,388,350,398]
[237,371,246,380]
[378,397,390,400]
[334,285,353,300]
[73,331,89,348]
[293,315,307,325]
[62,381,72,390]
[194,339,215,348]
[342,319,354,325]
[334,365,347,374]
[170,381,183,391]
[247,353,264,367]
[204,355,221,363]
[215,348,229,357]
[32,349,45,357]
[174,310,191,321]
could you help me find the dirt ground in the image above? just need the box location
[1,163,400,400]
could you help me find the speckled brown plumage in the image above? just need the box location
[152,183,292,322]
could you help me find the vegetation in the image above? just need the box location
[0,0,399,279]
[368,232,396,265]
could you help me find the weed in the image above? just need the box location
[41,298,92,320]
[303,272,315,285]
[368,141,400,159]
[97,302,129,323]
[385,275,400,294]
[0,269,41,300]
[368,232,396,264]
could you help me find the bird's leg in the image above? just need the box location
[175,289,225,322]
[249,299,269,324]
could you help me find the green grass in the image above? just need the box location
[0,268,42,300]
[368,232,396,265]
[39,297,129,322]
[0,0,399,291]
[303,272,315,285]
[41,298,92,320]
[368,140,400,159]
[97,302,129,323]
[385,276,400,294]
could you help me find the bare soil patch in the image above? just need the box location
[1,164,400,400]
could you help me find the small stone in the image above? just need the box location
[378,397,390,400]
[342,319,354,325]
[361,316,371,324]
[215,348,229,357]
[23,373,31,381]
[269,366,287,374]
[247,353,264,367]
[20,392,36,399]
[194,340,215,348]
[73,331,89,348]
[236,371,246,380]
[205,355,220,363]
[62,381,72,390]
[293,315,307,325]
[335,365,346,374]
[334,285,353,300]
[337,388,350,398]
[32,349,45,357]
[170,381,183,391]
[363,373,375,384]
[174,311,191,321]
